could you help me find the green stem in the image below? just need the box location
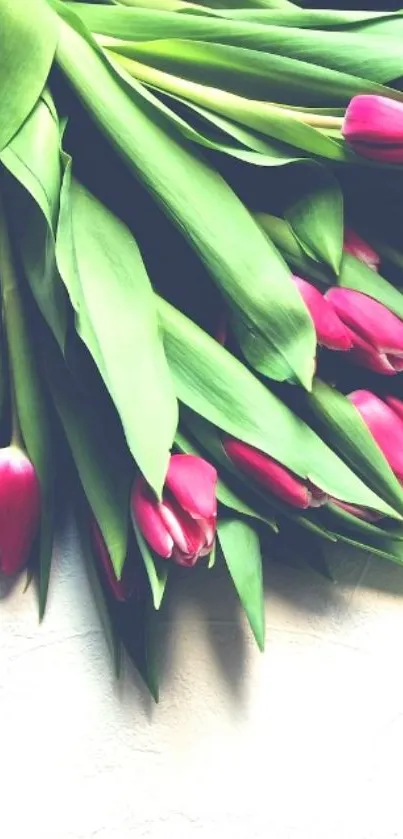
[109,51,344,131]
[0,180,22,448]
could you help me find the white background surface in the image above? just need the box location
[1,518,403,839]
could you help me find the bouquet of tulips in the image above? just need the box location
[4,0,403,697]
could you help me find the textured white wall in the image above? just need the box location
[1,519,403,839]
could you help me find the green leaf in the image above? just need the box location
[40,341,131,579]
[0,93,68,350]
[56,166,178,497]
[218,518,265,651]
[131,516,169,609]
[285,166,343,274]
[159,297,400,518]
[0,0,58,151]
[307,379,403,517]
[54,11,317,388]
[0,188,55,616]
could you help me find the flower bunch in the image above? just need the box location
[2,0,403,698]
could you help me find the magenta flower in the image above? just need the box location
[131,455,217,568]
[348,390,403,482]
[0,446,40,576]
[223,437,327,509]
[91,520,134,602]
[325,288,403,374]
[343,95,403,163]
[343,228,380,271]
[292,276,352,351]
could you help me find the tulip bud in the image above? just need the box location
[325,288,403,374]
[90,520,134,602]
[223,437,327,509]
[0,446,40,576]
[292,276,352,351]
[348,390,403,482]
[343,95,403,163]
[343,228,380,271]
[131,454,217,568]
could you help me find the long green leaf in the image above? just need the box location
[0,93,68,350]
[56,167,178,497]
[54,10,317,388]
[0,0,58,151]
[218,518,265,651]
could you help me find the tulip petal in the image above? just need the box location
[293,276,352,351]
[160,497,207,564]
[165,454,217,520]
[223,437,310,509]
[325,288,403,355]
[343,96,403,153]
[131,476,173,559]
[0,446,40,576]
[343,229,380,271]
[348,390,403,482]
[385,396,403,422]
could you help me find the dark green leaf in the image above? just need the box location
[218,517,265,651]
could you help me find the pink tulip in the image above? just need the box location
[223,437,327,509]
[91,520,134,602]
[0,446,40,576]
[348,390,403,482]
[343,95,403,163]
[131,454,217,568]
[343,228,380,271]
[292,276,352,351]
[325,288,403,374]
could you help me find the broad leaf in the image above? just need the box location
[218,518,265,651]
[56,166,178,497]
[0,0,58,151]
[0,93,68,350]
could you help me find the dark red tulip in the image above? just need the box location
[223,437,327,509]
[0,446,40,576]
